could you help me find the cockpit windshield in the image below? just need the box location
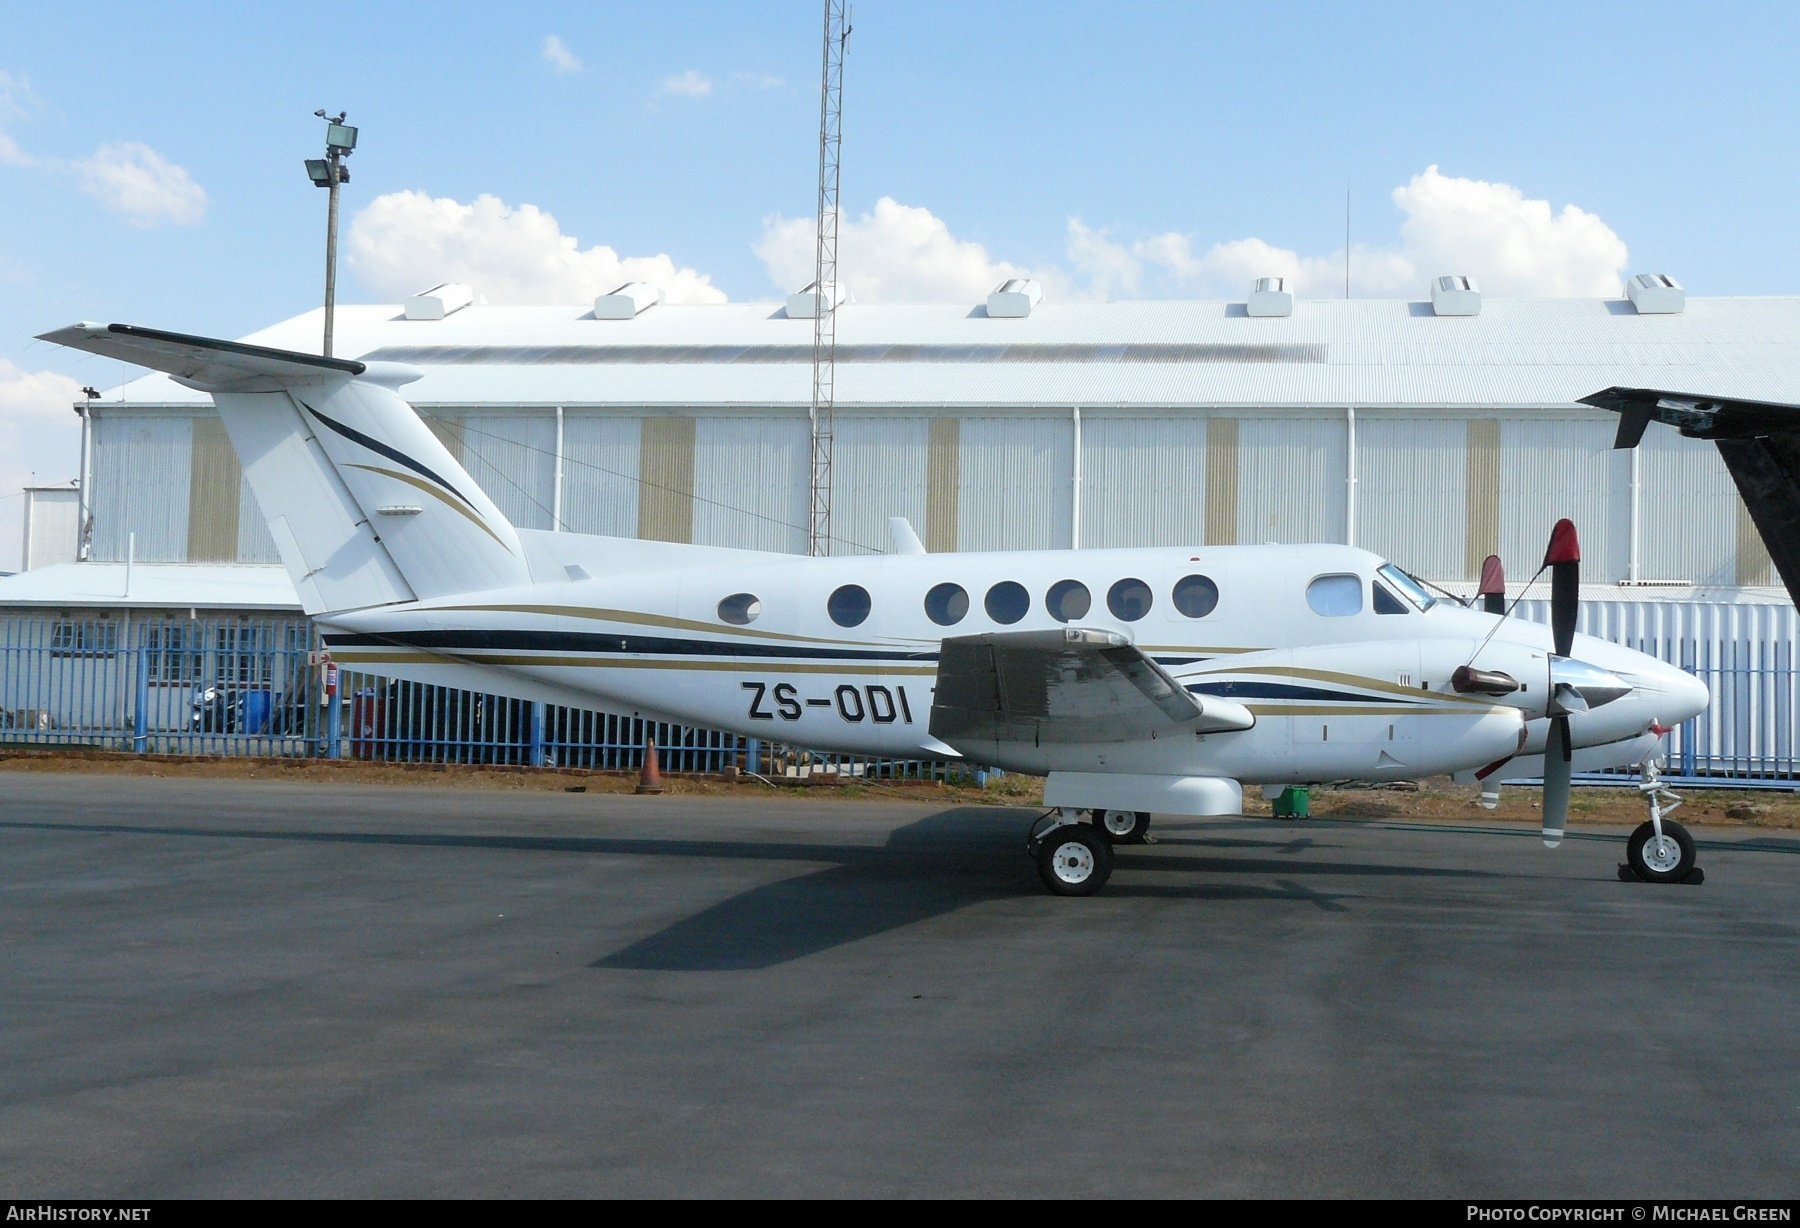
[1377,563,1435,611]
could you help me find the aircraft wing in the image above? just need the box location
[1582,386,1800,607]
[36,322,365,393]
[928,627,1254,752]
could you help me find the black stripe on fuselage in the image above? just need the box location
[1186,680,1415,705]
[323,630,937,663]
[299,400,478,512]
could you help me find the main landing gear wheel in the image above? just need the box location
[1034,824,1114,896]
[1094,808,1151,843]
[1626,818,1697,884]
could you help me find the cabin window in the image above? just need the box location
[985,581,1030,625]
[1373,583,1408,615]
[1045,579,1091,623]
[1306,574,1363,617]
[1107,578,1153,622]
[717,593,761,625]
[1172,574,1219,619]
[924,582,969,627]
[827,584,871,628]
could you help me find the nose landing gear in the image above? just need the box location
[1620,755,1703,884]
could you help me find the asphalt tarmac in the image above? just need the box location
[2,774,1796,1198]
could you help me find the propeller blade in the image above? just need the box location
[1542,716,1572,847]
[1544,519,1581,658]
[1479,554,1506,615]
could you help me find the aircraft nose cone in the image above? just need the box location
[1661,666,1711,724]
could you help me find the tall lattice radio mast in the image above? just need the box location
[808,0,850,556]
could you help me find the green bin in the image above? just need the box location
[1271,786,1310,819]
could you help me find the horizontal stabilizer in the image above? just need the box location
[1580,386,1800,445]
[36,322,374,393]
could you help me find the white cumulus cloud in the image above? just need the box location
[346,190,727,306]
[0,359,84,571]
[541,35,583,74]
[657,70,713,98]
[73,142,206,227]
[1122,166,1629,299]
[754,170,1627,307]
[756,197,1034,302]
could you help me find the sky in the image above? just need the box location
[4,0,1800,567]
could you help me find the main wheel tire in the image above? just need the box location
[1094,808,1151,843]
[1036,825,1114,896]
[1627,818,1696,884]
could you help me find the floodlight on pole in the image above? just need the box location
[306,109,356,357]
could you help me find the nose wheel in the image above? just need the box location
[1620,754,1704,884]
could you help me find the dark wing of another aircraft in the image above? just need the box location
[928,627,1254,757]
[1582,386,1800,607]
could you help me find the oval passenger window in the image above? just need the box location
[827,584,872,628]
[1107,578,1153,622]
[985,581,1030,625]
[1045,579,1091,623]
[717,593,761,626]
[924,582,969,627]
[1306,574,1363,617]
[1171,574,1218,619]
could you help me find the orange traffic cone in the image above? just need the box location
[635,737,666,794]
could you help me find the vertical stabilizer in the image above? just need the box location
[36,323,534,614]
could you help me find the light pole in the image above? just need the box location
[305,110,357,357]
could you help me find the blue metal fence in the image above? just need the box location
[0,614,960,782]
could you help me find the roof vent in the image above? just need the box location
[594,281,661,319]
[1430,275,1481,317]
[1628,273,1685,315]
[403,283,477,321]
[1246,276,1294,318]
[786,280,848,319]
[986,278,1043,318]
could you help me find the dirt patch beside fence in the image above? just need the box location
[2,747,1797,829]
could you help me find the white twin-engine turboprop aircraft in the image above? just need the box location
[43,323,1712,895]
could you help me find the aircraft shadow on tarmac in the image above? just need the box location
[0,809,1494,973]
[590,809,1488,972]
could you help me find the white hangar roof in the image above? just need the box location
[87,295,1800,411]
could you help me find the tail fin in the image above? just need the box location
[38,323,532,614]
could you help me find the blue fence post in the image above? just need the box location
[326,667,342,759]
[747,737,761,776]
[530,701,546,768]
[132,640,149,754]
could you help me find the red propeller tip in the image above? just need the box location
[1478,554,1505,595]
[1544,518,1581,566]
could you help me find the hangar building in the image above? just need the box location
[25,282,1800,590]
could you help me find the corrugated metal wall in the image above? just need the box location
[693,415,809,554]
[561,413,640,537]
[1080,415,1207,549]
[460,413,557,531]
[957,415,1072,552]
[90,413,191,562]
[828,415,930,556]
[1638,428,1742,586]
[1358,415,1466,579]
[1238,415,1345,545]
[73,404,1790,594]
[1501,417,1629,582]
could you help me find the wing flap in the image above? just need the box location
[929,627,1252,752]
